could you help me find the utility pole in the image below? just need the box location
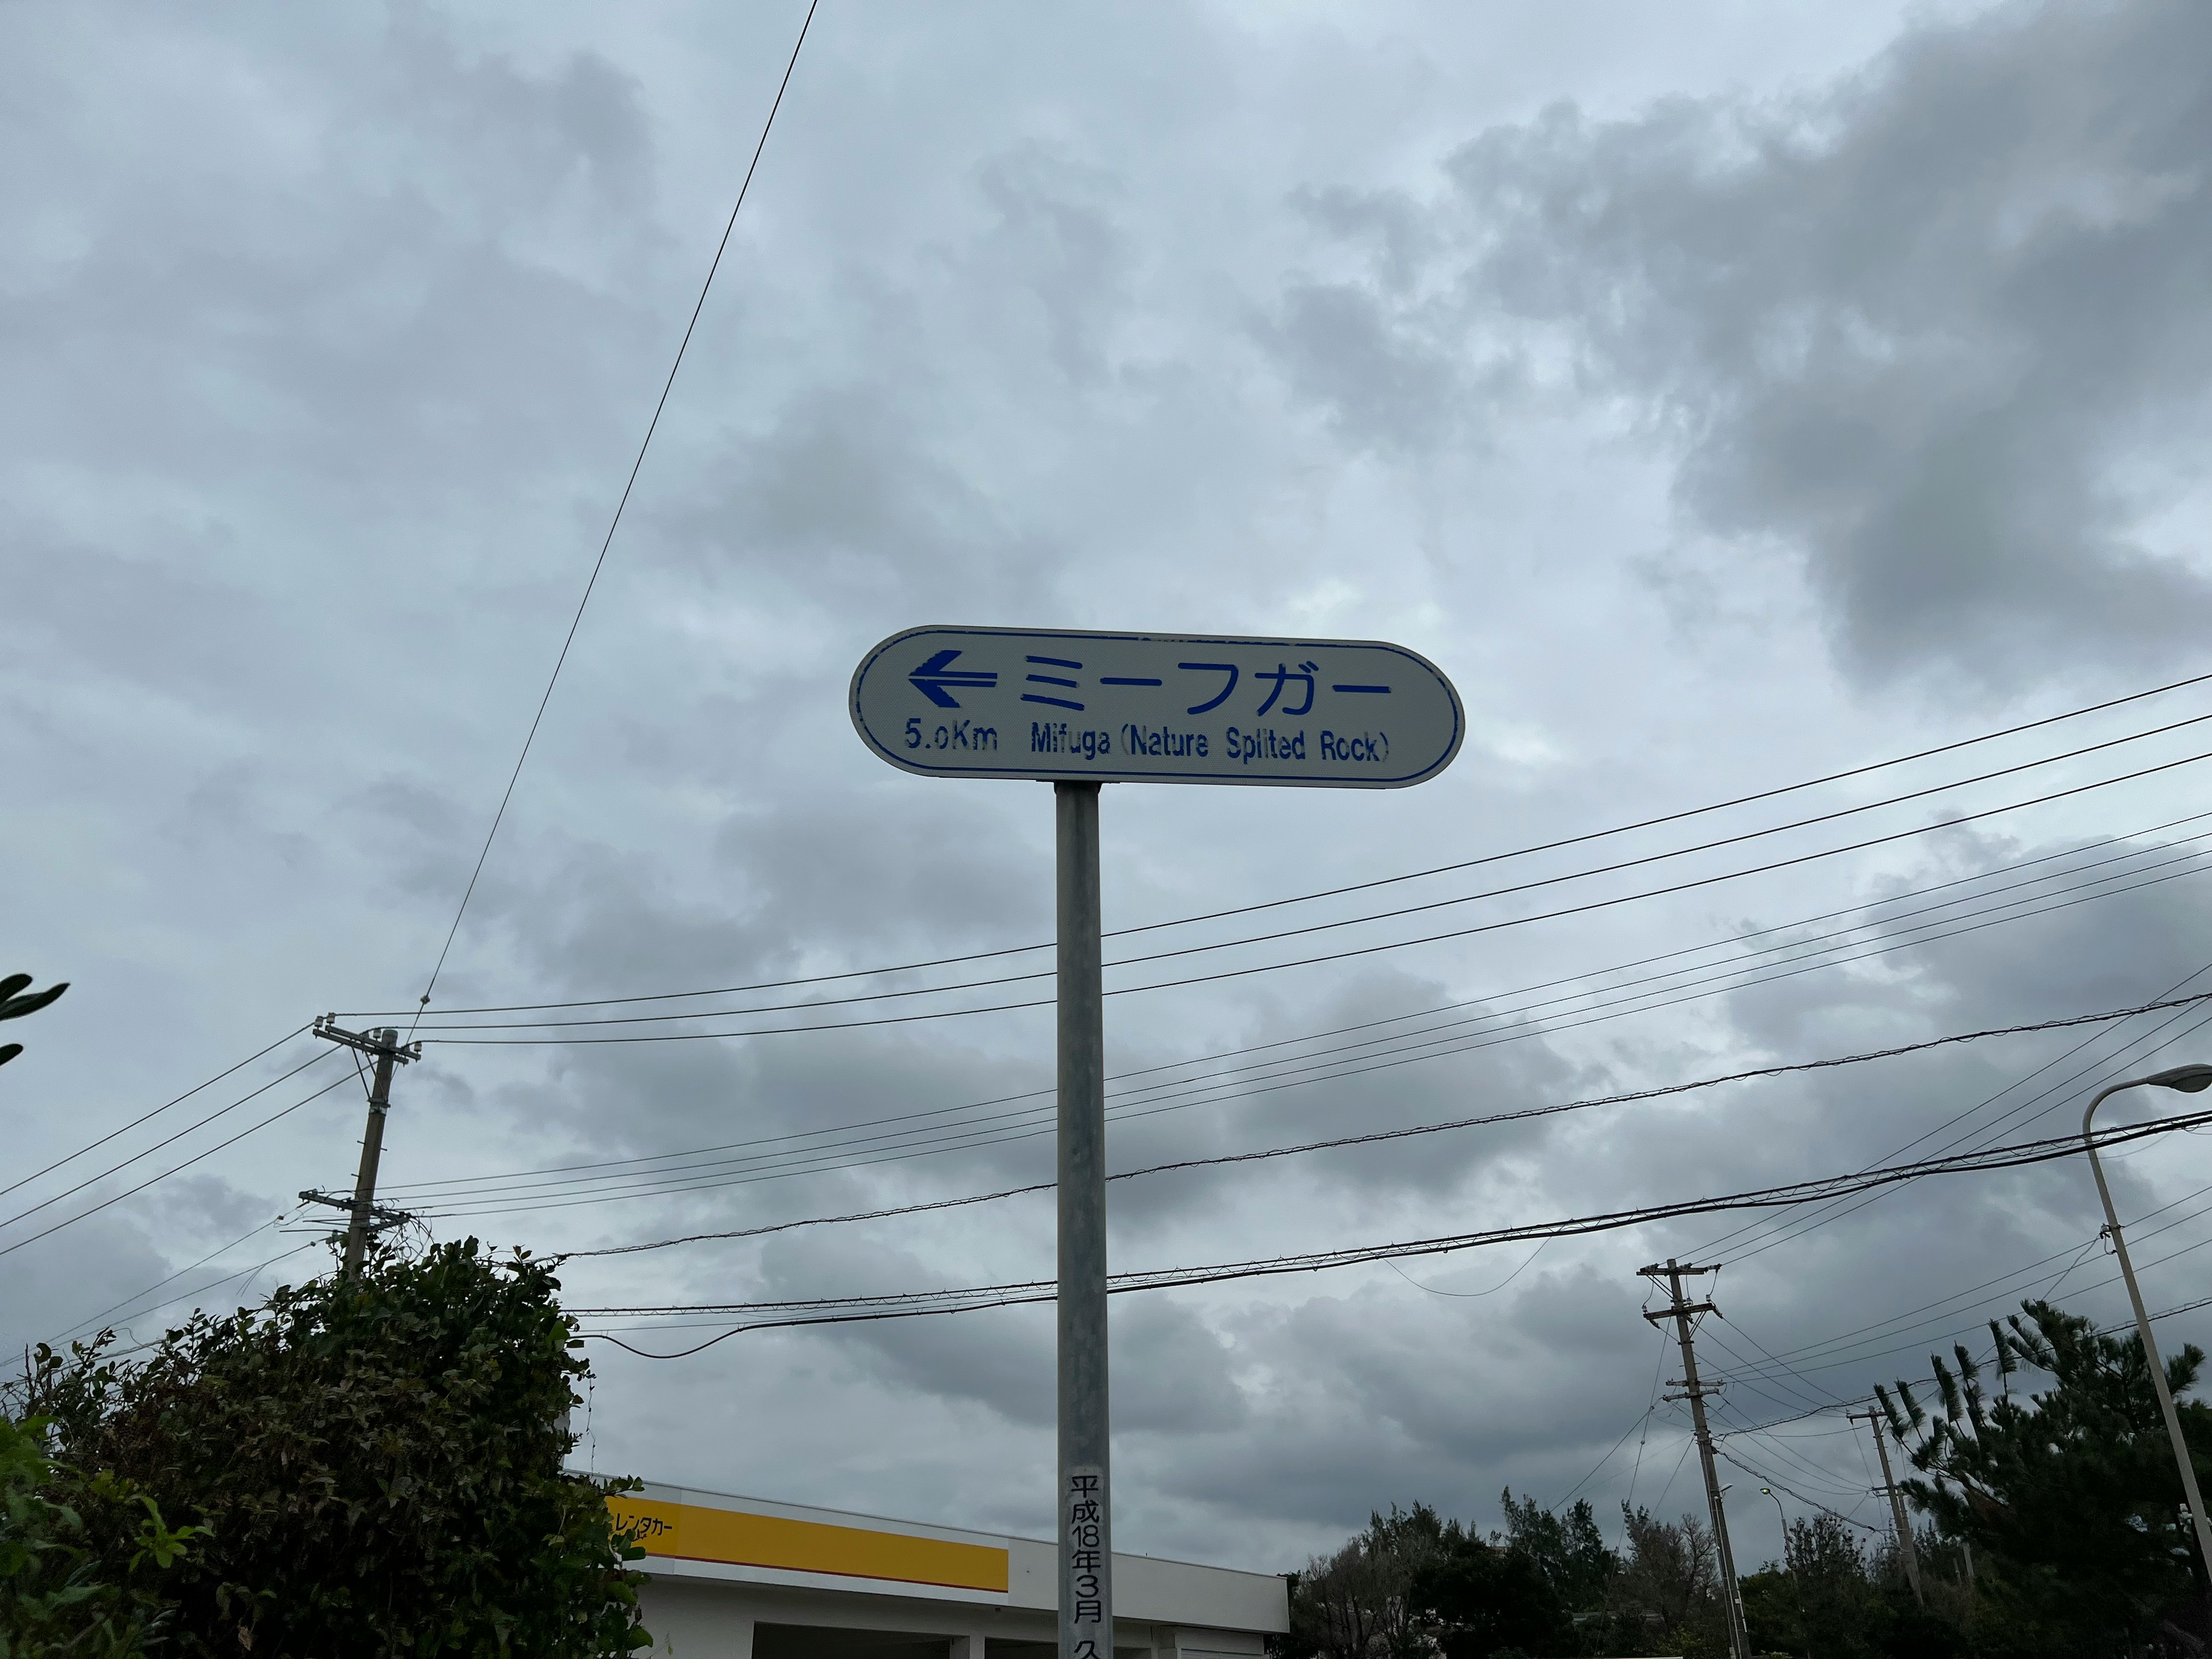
[312,1018,418,1278]
[1849,1408,1924,1606]
[1641,1260,1750,1659]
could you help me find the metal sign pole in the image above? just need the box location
[1055,781,1111,1659]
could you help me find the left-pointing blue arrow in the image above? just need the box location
[908,648,999,708]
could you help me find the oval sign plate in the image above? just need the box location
[851,625,1463,787]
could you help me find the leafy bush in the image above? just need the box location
[0,1411,190,1657]
[18,1241,647,1658]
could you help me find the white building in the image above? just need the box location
[622,1482,1289,1659]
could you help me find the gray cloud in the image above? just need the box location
[12,0,2212,1584]
[1273,0,2212,692]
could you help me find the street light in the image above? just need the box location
[2082,1062,2212,1584]
[1759,1484,1791,1551]
[1760,1488,1805,1659]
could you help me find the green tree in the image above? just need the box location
[1737,1513,1965,1659]
[1498,1489,1615,1615]
[1289,1504,1463,1659]
[1411,1537,1570,1659]
[1607,1506,1722,1653]
[1881,1300,2212,1656]
[1288,1501,1599,1659]
[20,1241,649,1658]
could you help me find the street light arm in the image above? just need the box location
[2083,1078,2131,1142]
[2084,1080,2131,1240]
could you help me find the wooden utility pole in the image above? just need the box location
[311,1018,418,1278]
[1641,1259,1750,1659]
[1849,1408,1925,1606]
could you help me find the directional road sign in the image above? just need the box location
[847,620,1464,1659]
[850,624,1463,788]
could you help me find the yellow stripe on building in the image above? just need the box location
[609,1497,1010,1593]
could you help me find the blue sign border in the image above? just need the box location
[850,624,1464,787]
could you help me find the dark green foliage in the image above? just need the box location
[1607,1505,1724,1653]
[1278,1297,2212,1657]
[19,1241,648,1658]
[1287,1491,1994,1658]
[1412,1537,1570,1659]
[1288,1503,1461,1659]
[1779,1514,1883,1656]
[0,974,67,1070]
[1884,1299,2212,1654]
[1287,1499,1611,1659]
[1498,1490,1613,1615]
[0,1410,198,1656]
[1738,1514,1957,1659]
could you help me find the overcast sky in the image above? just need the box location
[9,0,2212,1580]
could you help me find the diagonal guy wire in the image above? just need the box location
[411,0,823,1036]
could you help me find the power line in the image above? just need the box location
[56,1214,291,1342]
[416,743,2212,1045]
[1647,1438,1700,1519]
[613,1174,2212,1353]
[1718,1208,2199,1378]
[402,716,2212,1036]
[1715,1450,1884,1536]
[1389,1237,1553,1298]
[1698,1323,1838,1421]
[354,667,2212,1020]
[1549,1395,1660,1512]
[1714,1312,1853,1411]
[411,818,2194,1185]
[1688,1222,2212,1414]
[543,991,2212,1260]
[408,0,820,1034]
[1698,978,2212,1267]
[379,823,2212,1217]
[414,902,2206,1226]
[567,1108,2212,1359]
[1686,879,2212,1266]
[0,1025,310,1203]
[1554,1326,1672,1518]
[1570,1260,2212,1485]
[1710,1397,1871,1493]
[578,1200,2212,1382]
[402,868,2212,1223]
[78,1241,320,1350]
[1707,1276,2212,1446]
[1904,995,2212,1172]
[89,1242,327,1364]
[0,1073,355,1262]
[409,813,2212,1059]
[0,1049,336,1236]
[1719,1190,2212,1385]
[1713,1409,1865,1497]
[1621,1327,1671,1523]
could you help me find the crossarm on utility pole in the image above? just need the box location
[313,1019,416,1281]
